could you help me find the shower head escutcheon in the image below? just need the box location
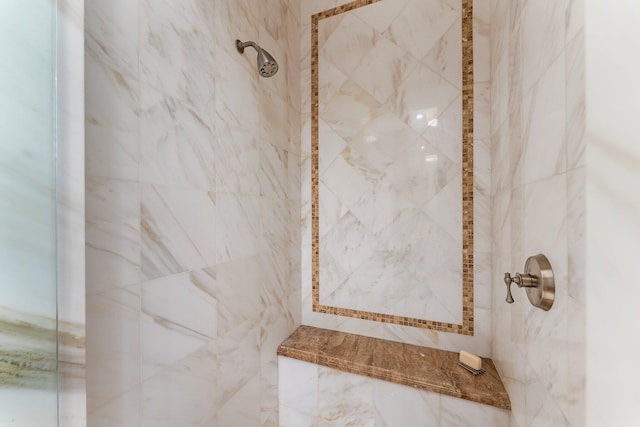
[236,40,279,78]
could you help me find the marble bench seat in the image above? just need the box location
[277,326,511,426]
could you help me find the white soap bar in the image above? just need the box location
[459,350,482,370]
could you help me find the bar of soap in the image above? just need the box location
[459,350,482,370]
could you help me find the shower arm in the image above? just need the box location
[236,40,259,54]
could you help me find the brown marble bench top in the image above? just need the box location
[277,325,511,410]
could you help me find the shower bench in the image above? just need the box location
[277,326,511,426]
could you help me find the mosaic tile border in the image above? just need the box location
[311,0,474,335]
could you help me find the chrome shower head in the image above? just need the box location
[236,40,279,78]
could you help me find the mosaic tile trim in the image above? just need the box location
[311,0,474,335]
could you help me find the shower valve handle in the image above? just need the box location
[503,272,536,304]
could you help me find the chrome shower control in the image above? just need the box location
[503,254,555,311]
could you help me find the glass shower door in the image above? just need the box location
[0,0,59,425]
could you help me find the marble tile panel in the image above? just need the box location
[215,193,262,263]
[566,168,586,305]
[441,394,510,427]
[88,386,141,427]
[140,310,209,382]
[318,367,376,425]
[349,0,408,33]
[320,148,376,209]
[218,374,261,427]
[373,376,440,427]
[141,184,215,280]
[260,142,289,198]
[215,322,260,408]
[85,177,141,294]
[475,138,492,195]
[139,0,215,112]
[141,342,217,427]
[522,53,567,184]
[422,17,462,90]
[386,0,460,61]
[351,36,418,105]
[521,0,568,93]
[84,0,139,77]
[260,359,280,427]
[473,0,491,83]
[278,357,319,416]
[215,120,261,195]
[389,62,459,134]
[474,82,492,140]
[383,138,459,208]
[139,86,216,190]
[261,196,292,254]
[565,0,584,43]
[86,286,140,411]
[422,94,462,165]
[85,56,139,180]
[216,256,265,337]
[141,268,217,339]
[320,13,376,77]
[279,405,320,427]
[565,31,585,170]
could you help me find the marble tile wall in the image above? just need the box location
[278,357,510,427]
[85,0,301,425]
[1,0,85,424]
[300,0,494,357]
[490,0,586,425]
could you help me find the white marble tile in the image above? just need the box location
[389,62,459,135]
[565,32,585,170]
[218,374,261,427]
[86,286,140,411]
[321,13,376,77]
[141,342,217,427]
[139,0,215,112]
[141,268,217,339]
[521,0,568,93]
[85,0,139,77]
[215,120,261,195]
[317,367,375,425]
[321,79,383,144]
[140,308,209,382]
[373,379,440,427]
[441,394,510,427]
[386,0,460,61]
[85,177,141,294]
[278,357,319,416]
[422,17,462,89]
[522,53,567,184]
[280,405,320,427]
[141,185,215,280]
[351,36,419,104]
[85,56,139,180]
[260,142,289,198]
[215,322,261,408]
[351,0,410,33]
[139,85,216,190]
[383,138,459,208]
[473,0,491,83]
[88,386,141,427]
[215,256,265,336]
[215,193,262,263]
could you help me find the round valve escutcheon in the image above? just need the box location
[504,254,555,311]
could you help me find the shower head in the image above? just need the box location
[236,40,279,78]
